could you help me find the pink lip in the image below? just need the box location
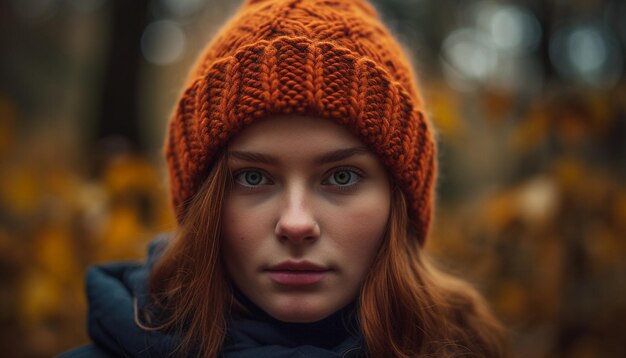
[266,260,330,286]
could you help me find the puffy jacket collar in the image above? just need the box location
[86,234,182,356]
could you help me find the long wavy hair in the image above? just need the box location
[142,151,508,357]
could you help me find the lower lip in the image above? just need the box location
[267,271,328,286]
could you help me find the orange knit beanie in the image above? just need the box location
[165,0,437,245]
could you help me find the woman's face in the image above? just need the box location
[221,115,390,323]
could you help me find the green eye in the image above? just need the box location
[333,170,352,185]
[326,169,361,187]
[235,170,268,186]
[244,171,262,185]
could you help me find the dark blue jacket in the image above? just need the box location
[58,234,364,357]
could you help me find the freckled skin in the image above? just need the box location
[221,115,391,323]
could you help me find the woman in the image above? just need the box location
[62,0,507,356]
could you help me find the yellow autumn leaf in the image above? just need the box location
[18,271,63,327]
[35,224,80,280]
[0,167,39,216]
[97,205,146,261]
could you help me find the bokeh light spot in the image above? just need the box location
[489,6,541,52]
[140,20,186,65]
[550,24,623,88]
[442,28,498,83]
[568,28,607,73]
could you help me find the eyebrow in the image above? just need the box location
[228,146,371,165]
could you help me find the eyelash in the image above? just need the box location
[231,167,365,191]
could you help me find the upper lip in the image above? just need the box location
[267,260,329,272]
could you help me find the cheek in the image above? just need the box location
[221,199,267,268]
[223,195,267,238]
[323,191,390,259]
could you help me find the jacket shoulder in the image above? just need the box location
[56,344,116,358]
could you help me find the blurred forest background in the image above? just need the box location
[0,0,625,357]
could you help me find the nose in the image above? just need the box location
[275,187,320,244]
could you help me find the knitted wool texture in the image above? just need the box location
[165,0,437,245]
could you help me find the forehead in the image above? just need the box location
[227,115,365,153]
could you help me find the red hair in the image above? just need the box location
[139,153,232,357]
[141,153,508,357]
[359,185,508,356]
